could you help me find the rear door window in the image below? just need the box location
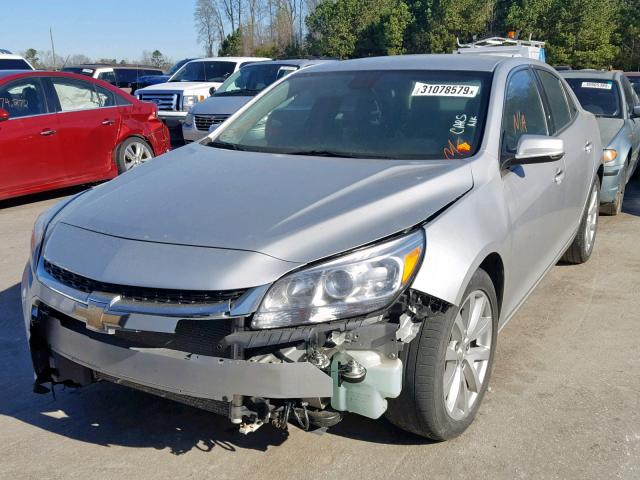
[502,69,549,154]
[0,78,48,117]
[535,69,573,133]
[51,78,102,111]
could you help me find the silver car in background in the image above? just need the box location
[562,70,640,215]
[23,55,601,440]
[182,59,332,142]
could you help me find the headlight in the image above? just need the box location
[181,95,204,111]
[29,193,84,269]
[30,208,59,268]
[184,112,194,126]
[603,149,618,163]
[252,230,424,329]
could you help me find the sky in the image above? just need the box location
[1,1,204,62]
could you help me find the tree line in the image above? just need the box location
[21,48,174,70]
[197,0,640,70]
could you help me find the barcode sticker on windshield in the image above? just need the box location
[412,83,479,97]
[581,81,612,90]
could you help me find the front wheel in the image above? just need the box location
[115,137,154,173]
[562,176,600,264]
[386,269,498,440]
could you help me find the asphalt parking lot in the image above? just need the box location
[1,180,639,480]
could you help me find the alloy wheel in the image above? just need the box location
[443,290,493,421]
[123,141,153,170]
[585,183,599,252]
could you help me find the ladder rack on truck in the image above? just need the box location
[455,36,546,62]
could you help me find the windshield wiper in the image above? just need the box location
[209,140,248,151]
[286,150,390,159]
[215,89,261,97]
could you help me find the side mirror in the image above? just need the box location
[632,105,640,118]
[502,135,564,169]
[209,86,217,96]
[0,108,9,122]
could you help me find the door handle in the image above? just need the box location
[40,128,56,136]
[584,141,593,153]
[101,119,115,126]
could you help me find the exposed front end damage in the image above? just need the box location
[23,259,450,433]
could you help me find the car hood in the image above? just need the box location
[596,117,625,147]
[137,81,222,93]
[191,95,253,115]
[57,144,473,264]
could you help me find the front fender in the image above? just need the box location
[607,126,633,167]
[410,176,509,317]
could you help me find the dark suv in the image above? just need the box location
[61,65,163,93]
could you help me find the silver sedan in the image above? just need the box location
[23,54,602,440]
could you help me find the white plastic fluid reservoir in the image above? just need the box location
[330,350,403,419]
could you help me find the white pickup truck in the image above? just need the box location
[134,57,270,131]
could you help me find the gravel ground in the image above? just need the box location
[0,179,639,480]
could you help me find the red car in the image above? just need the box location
[0,70,170,201]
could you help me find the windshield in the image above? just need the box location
[214,64,299,97]
[565,78,622,118]
[0,58,32,70]
[169,61,236,83]
[167,59,193,76]
[211,70,492,160]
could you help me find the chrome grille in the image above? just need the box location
[139,92,179,111]
[194,114,230,131]
[44,260,246,305]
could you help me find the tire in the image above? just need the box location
[562,176,600,264]
[386,269,498,440]
[115,137,154,174]
[600,166,626,216]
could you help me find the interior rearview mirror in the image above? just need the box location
[502,135,564,169]
[209,87,217,96]
[0,108,9,122]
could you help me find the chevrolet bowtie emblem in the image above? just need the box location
[73,292,127,333]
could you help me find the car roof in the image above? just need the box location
[0,53,27,60]
[560,70,619,80]
[624,71,640,77]
[0,69,146,89]
[193,57,271,63]
[64,64,162,70]
[0,70,31,79]
[243,58,335,68]
[307,54,531,73]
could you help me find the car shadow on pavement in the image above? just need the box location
[0,185,89,209]
[0,282,427,453]
[622,176,640,216]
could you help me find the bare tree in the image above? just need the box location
[195,0,224,56]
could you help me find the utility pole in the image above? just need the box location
[50,27,57,70]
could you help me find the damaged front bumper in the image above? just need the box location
[22,258,441,431]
